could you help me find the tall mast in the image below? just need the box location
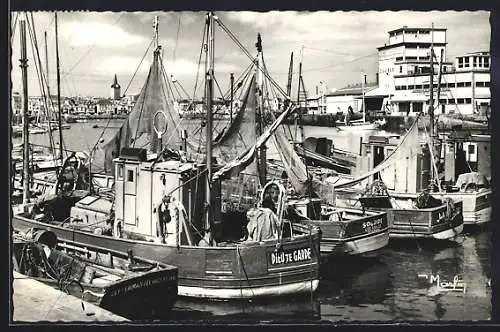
[362,72,366,122]
[256,33,266,186]
[55,12,64,164]
[204,12,215,239]
[153,16,159,50]
[428,23,435,182]
[436,49,444,114]
[230,72,234,124]
[44,31,50,103]
[286,52,294,106]
[20,19,30,205]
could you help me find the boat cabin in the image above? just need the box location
[359,135,431,193]
[443,132,491,183]
[112,148,206,245]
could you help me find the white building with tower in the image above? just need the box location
[376,26,490,115]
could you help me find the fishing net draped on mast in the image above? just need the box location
[104,49,185,172]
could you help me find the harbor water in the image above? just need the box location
[11,121,492,322]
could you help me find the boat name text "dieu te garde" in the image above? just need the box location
[270,247,312,266]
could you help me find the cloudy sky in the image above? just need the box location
[10,11,490,98]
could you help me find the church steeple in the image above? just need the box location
[111,74,121,99]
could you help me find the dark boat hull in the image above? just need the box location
[358,197,464,239]
[12,236,178,320]
[301,210,389,256]
[12,215,321,300]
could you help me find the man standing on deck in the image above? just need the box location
[157,195,171,243]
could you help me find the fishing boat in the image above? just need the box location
[279,187,389,256]
[383,172,491,226]
[259,51,389,257]
[12,228,178,319]
[331,110,465,240]
[356,181,463,239]
[336,119,381,131]
[334,75,381,131]
[12,13,321,300]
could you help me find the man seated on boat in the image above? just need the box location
[244,204,281,242]
[414,189,442,209]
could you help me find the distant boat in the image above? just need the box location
[336,118,381,131]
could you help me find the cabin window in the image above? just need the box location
[127,170,134,182]
[464,82,471,87]
[484,81,490,87]
[473,56,478,67]
[408,84,415,90]
[448,98,456,104]
[465,98,471,104]
[447,82,456,88]
[399,66,402,73]
[476,81,484,87]
[458,58,463,68]
[117,165,124,180]
[468,145,475,155]
[484,57,489,68]
[423,84,429,89]
[457,82,465,87]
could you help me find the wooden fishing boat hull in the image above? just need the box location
[12,215,321,300]
[81,268,177,318]
[12,235,178,319]
[385,201,464,239]
[302,210,389,256]
[389,190,492,225]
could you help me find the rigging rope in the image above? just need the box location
[63,13,125,80]
[173,13,182,64]
[214,18,289,99]
[26,14,59,165]
[122,36,155,96]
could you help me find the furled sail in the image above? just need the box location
[213,104,296,180]
[269,115,310,195]
[333,114,421,189]
[104,49,183,173]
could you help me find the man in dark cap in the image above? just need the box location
[157,195,171,243]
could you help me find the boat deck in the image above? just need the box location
[11,271,128,322]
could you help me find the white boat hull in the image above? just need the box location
[389,224,464,240]
[344,231,389,255]
[432,224,464,240]
[178,279,319,300]
[337,123,380,131]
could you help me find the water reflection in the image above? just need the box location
[142,230,491,323]
[166,296,321,323]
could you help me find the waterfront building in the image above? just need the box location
[376,26,490,116]
[391,51,490,115]
[308,26,490,117]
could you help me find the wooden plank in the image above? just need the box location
[12,271,128,322]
